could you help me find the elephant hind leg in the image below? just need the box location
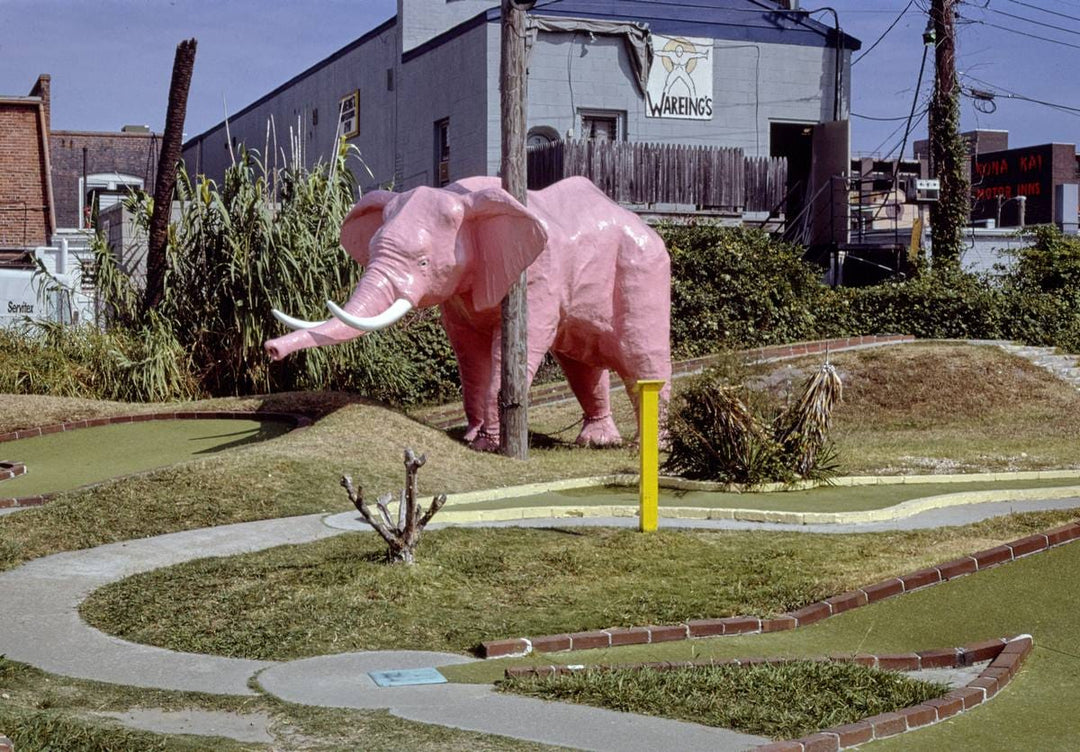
[554,353,622,447]
[617,370,672,449]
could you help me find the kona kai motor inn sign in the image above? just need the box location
[646,35,714,120]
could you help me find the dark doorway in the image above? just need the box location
[770,122,814,228]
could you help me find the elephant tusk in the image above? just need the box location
[271,309,327,331]
[326,298,414,332]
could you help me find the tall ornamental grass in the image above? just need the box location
[4,139,460,405]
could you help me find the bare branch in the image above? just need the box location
[340,449,446,565]
[341,475,397,547]
[418,493,448,530]
[375,492,395,530]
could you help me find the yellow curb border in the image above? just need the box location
[438,471,1080,526]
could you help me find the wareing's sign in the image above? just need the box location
[646,35,714,120]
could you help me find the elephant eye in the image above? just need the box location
[418,258,429,268]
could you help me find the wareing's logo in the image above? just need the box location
[646,35,714,120]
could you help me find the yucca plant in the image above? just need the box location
[664,382,786,484]
[774,363,843,479]
[663,361,843,487]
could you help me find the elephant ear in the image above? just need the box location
[464,187,548,311]
[340,190,395,266]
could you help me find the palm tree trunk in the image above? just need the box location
[145,38,197,312]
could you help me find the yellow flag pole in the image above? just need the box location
[636,379,665,533]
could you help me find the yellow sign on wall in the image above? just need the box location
[339,91,359,139]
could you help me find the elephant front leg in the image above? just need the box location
[441,307,496,445]
[554,354,622,447]
[475,322,559,452]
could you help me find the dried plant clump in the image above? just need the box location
[663,361,842,486]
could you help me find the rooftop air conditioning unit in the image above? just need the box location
[907,178,940,204]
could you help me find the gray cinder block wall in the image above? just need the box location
[183,3,851,195]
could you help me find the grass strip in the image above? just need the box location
[499,661,947,740]
[0,656,558,752]
[80,509,1080,660]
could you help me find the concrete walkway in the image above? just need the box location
[0,513,767,752]
[5,494,1080,750]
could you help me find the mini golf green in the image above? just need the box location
[450,478,1080,514]
[0,419,293,498]
[444,537,1080,750]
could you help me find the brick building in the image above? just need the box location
[0,75,158,326]
[969,143,1080,228]
[51,128,158,230]
[0,75,54,250]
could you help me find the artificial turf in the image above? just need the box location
[448,477,1080,514]
[0,419,292,497]
[444,534,1080,750]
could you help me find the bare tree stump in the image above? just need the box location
[341,449,447,564]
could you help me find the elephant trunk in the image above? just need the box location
[264,267,399,361]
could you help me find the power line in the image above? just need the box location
[853,0,915,65]
[982,6,1080,38]
[961,73,1080,119]
[853,111,920,121]
[957,14,1080,50]
[1003,0,1080,26]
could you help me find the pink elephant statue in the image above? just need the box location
[265,176,671,451]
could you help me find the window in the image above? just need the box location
[527,126,560,150]
[579,110,624,142]
[434,118,451,187]
[386,68,394,92]
[312,108,319,126]
[79,173,143,230]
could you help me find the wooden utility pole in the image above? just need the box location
[928,0,968,271]
[499,0,529,460]
[145,38,197,312]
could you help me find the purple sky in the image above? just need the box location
[1,0,1078,157]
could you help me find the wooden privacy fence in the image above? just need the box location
[527,140,787,214]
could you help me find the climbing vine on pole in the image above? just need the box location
[929,0,969,273]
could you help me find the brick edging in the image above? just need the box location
[481,522,1080,658]
[0,411,312,510]
[0,461,27,482]
[0,735,11,752]
[422,335,915,429]
[504,635,1034,751]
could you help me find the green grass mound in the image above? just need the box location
[80,510,1078,660]
[500,661,947,740]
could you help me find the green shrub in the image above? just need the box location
[839,270,1006,341]
[0,320,198,403]
[662,225,831,357]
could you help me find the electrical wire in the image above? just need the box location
[894,42,930,163]
[981,6,1080,37]
[852,0,914,66]
[853,112,921,122]
[961,73,1080,118]
[1003,0,1080,26]
[956,14,1080,51]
